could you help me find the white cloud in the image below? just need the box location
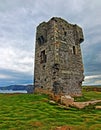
[0,74,11,79]
[83,75,101,85]
[85,75,101,80]
[0,46,33,73]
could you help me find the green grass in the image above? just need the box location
[0,91,101,130]
[75,89,101,102]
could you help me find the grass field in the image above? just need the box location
[0,90,101,130]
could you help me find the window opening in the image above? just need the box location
[64,31,67,36]
[73,46,76,55]
[40,50,47,63]
[38,35,45,45]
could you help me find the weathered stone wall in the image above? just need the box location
[34,17,84,96]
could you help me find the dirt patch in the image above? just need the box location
[29,121,43,127]
[55,126,74,130]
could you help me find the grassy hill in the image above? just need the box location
[0,90,101,130]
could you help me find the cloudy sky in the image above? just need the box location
[0,0,101,87]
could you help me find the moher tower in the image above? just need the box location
[34,17,84,96]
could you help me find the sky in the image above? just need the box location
[0,0,101,87]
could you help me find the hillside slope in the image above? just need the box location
[0,91,101,130]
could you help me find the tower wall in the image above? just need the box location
[34,17,84,96]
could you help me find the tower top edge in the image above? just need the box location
[37,17,82,29]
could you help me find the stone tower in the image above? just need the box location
[34,17,84,96]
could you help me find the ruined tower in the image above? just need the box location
[34,17,84,96]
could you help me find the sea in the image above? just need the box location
[0,90,27,93]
